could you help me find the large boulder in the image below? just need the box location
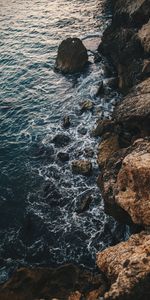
[55,38,88,73]
[0,264,107,300]
[98,138,150,226]
[97,231,150,300]
[115,139,150,226]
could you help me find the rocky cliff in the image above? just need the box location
[0,0,149,299]
[96,0,150,299]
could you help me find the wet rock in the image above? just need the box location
[97,231,150,300]
[62,116,71,129]
[0,264,107,300]
[84,148,94,158]
[55,38,88,74]
[52,134,71,148]
[76,194,93,214]
[72,160,92,176]
[105,77,119,89]
[57,151,69,162]
[77,127,87,135]
[96,81,104,96]
[97,134,120,167]
[80,100,94,113]
[92,119,115,137]
[98,138,150,225]
[43,181,62,205]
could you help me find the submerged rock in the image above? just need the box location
[72,160,92,176]
[92,119,115,137]
[76,194,93,214]
[62,115,71,129]
[97,231,150,300]
[57,151,69,162]
[55,38,88,73]
[52,134,71,148]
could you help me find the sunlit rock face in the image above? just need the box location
[55,38,88,73]
[115,139,150,226]
[97,231,150,300]
[98,138,150,226]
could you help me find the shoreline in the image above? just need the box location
[0,0,149,299]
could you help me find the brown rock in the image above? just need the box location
[80,100,94,113]
[55,38,88,74]
[68,291,81,300]
[138,20,150,54]
[72,160,92,176]
[97,134,120,167]
[115,139,150,226]
[114,78,150,137]
[112,0,150,27]
[98,138,150,225]
[0,265,107,300]
[97,231,150,300]
[93,119,115,137]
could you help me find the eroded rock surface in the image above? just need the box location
[0,264,107,300]
[98,139,150,225]
[97,231,150,300]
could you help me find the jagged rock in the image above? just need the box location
[96,81,104,96]
[80,100,94,113]
[97,134,120,167]
[93,119,115,137]
[76,194,93,214]
[98,138,150,225]
[112,0,150,27]
[138,20,150,54]
[55,38,88,73]
[99,6,150,91]
[72,160,92,176]
[57,151,69,162]
[114,78,150,137]
[62,116,71,129]
[0,264,107,300]
[97,231,150,300]
[115,139,150,226]
[52,134,71,148]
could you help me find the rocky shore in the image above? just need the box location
[0,0,149,299]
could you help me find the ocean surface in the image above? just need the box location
[0,0,127,282]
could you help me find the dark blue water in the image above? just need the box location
[0,0,127,282]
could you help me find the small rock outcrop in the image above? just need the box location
[55,38,88,73]
[97,231,150,300]
[72,160,92,176]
